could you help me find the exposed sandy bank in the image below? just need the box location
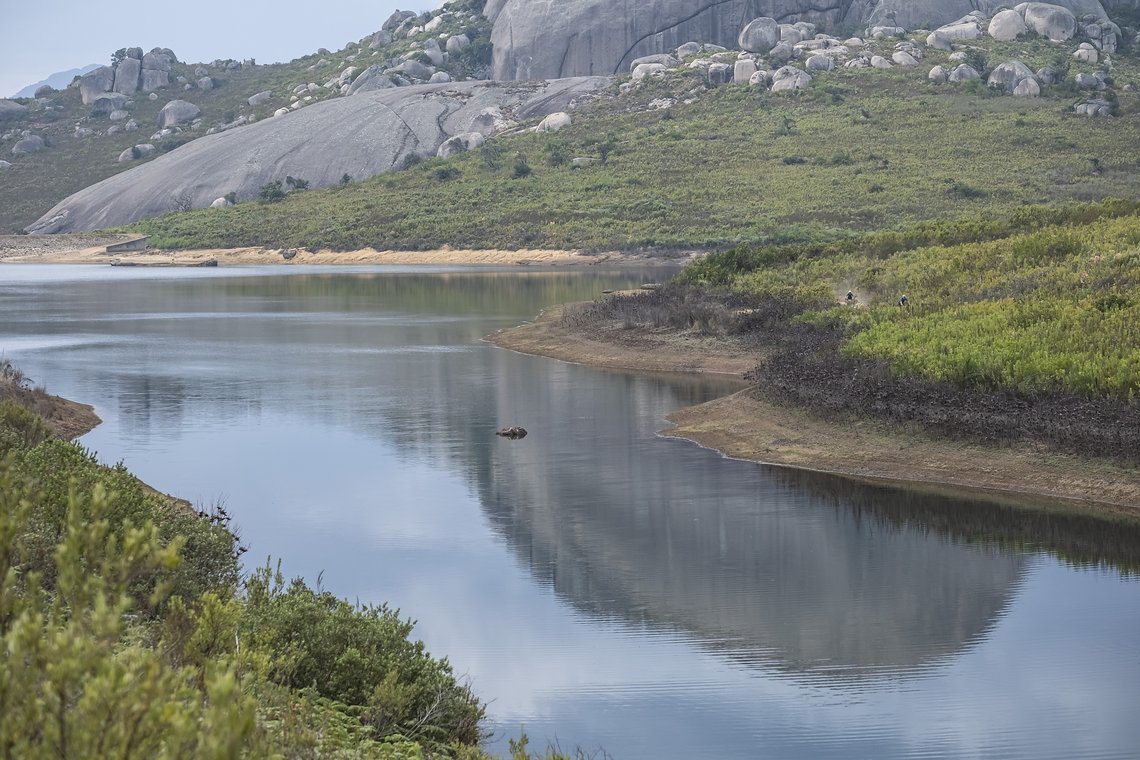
[0,379,101,440]
[489,306,1140,519]
[0,235,681,267]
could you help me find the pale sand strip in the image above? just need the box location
[0,237,673,267]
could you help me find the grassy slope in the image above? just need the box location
[124,30,1140,251]
[0,7,490,233]
[691,205,1140,399]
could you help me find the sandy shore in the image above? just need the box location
[489,305,1140,520]
[0,235,679,267]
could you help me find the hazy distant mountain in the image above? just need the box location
[13,65,101,98]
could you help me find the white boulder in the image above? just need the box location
[437,132,485,157]
[1073,43,1098,64]
[805,54,834,71]
[734,59,758,83]
[948,64,981,82]
[771,66,811,92]
[632,63,668,80]
[988,10,1028,41]
[986,60,1037,92]
[536,112,571,132]
[739,18,780,54]
[1019,3,1077,42]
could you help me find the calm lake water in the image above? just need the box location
[2,264,1139,759]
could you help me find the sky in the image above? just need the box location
[1,0,437,98]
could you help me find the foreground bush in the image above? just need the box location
[0,472,259,758]
[242,563,486,748]
[0,391,491,757]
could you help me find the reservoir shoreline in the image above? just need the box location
[488,304,1140,521]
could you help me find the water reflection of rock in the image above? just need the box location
[472,357,1033,677]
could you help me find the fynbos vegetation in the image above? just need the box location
[0,372,576,758]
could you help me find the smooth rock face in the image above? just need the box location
[156,100,201,129]
[28,77,611,233]
[892,50,919,66]
[928,64,948,82]
[490,0,789,79]
[0,160,11,170]
[248,90,273,106]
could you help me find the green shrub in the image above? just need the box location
[512,152,532,178]
[0,399,52,454]
[241,563,485,748]
[0,468,258,758]
[259,180,286,202]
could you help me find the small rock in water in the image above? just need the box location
[496,426,528,439]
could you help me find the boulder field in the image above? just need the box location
[485,0,1125,79]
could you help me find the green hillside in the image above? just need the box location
[120,23,1140,252]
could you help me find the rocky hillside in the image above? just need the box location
[0,3,494,233]
[484,0,1134,79]
[4,0,1139,237]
